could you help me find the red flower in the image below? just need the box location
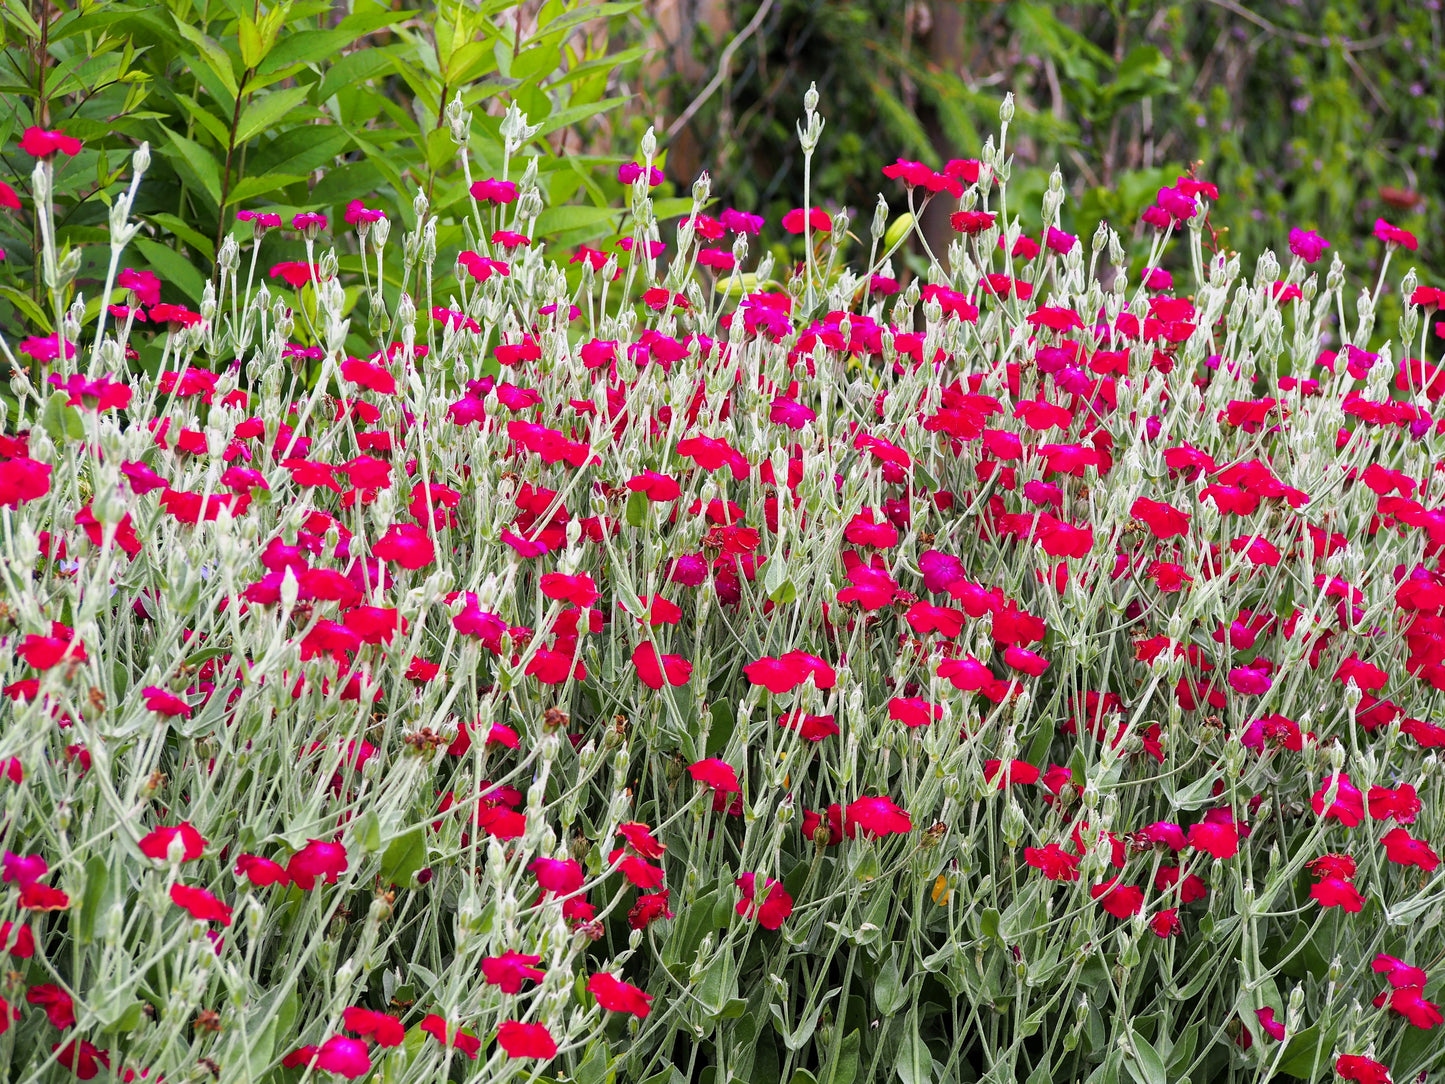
[1131,497,1190,538]
[372,523,435,569]
[1187,821,1239,860]
[587,972,653,1017]
[0,457,52,508]
[481,951,546,993]
[1368,784,1420,824]
[2,852,48,887]
[625,470,681,501]
[170,884,232,925]
[1336,1054,1392,1084]
[743,652,835,694]
[470,178,518,203]
[735,873,794,929]
[315,1035,371,1078]
[1310,877,1364,912]
[631,642,692,689]
[888,697,942,727]
[539,572,599,607]
[1149,909,1181,937]
[530,857,584,895]
[419,1014,481,1058]
[0,180,20,210]
[1308,852,1357,880]
[609,850,666,889]
[54,1039,109,1080]
[617,822,666,858]
[1254,1007,1286,1040]
[19,884,70,910]
[1,921,36,957]
[287,839,349,890]
[496,1021,556,1060]
[844,796,912,837]
[1024,843,1080,881]
[138,823,207,862]
[27,983,76,1028]
[627,889,673,929]
[1311,773,1365,826]
[18,623,86,670]
[1380,827,1439,871]
[20,126,82,157]
[950,210,997,234]
[342,1006,405,1046]
[1386,987,1442,1029]
[687,758,739,793]
[1090,879,1145,918]
[234,854,291,887]
[1372,954,1427,989]
[340,357,397,395]
[983,760,1040,788]
[140,686,191,717]
[782,207,832,234]
[777,710,838,741]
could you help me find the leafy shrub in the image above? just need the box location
[657,0,1443,297]
[0,86,1444,1084]
[0,0,651,344]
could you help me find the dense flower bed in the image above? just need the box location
[0,91,1442,1083]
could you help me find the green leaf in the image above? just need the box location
[171,18,239,99]
[143,213,216,262]
[706,699,734,757]
[42,391,85,443]
[894,1015,932,1084]
[695,950,737,1016]
[226,172,308,205]
[157,129,223,209]
[1121,1028,1167,1084]
[77,855,112,944]
[380,825,428,886]
[624,489,649,527]
[822,1029,860,1084]
[1274,1023,1336,1080]
[0,285,54,330]
[235,86,313,146]
[875,946,908,1015]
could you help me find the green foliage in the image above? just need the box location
[0,0,651,343]
[664,0,1444,294]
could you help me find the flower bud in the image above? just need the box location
[999,93,1015,123]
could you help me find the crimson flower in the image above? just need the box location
[1311,773,1365,826]
[470,178,518,203]
[1254,1007,1286,1041]
[19,883,70,910]
[287,840,348,890]
[27,984,75,1028]
[140,686,191,717]
[419,1014,481,1058]
[736,873,794,929]
[530,857,584,895]
[627,889,673,929]
[315,1035,371,1078]
[844,796,912,837]
[496,1021,556,1059]
[138,823,207,862]
[234,854,291,887]
[1187,821,1240,860]
[1090,879,1145,918]
[481,951,546,993]
[782,207,832,234]
[1150,909,1181,937]
[341,1006,405,1046]
[170,884,232,925]
[588,972,653,1017]
[1384,987,1442,1029]
[1336,1054,1392,1084]
[1372,955,1427,989]
[1380,827,1439,871]
[372,523,435,570]
[617,822,666,858]
[2,852,48,887]
[1024,843,1079,881]
[21,126,82,157]
[1310,877,1364,912]
[54,1040,109,1080]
